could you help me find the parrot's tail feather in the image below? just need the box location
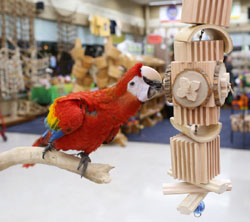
[32,135,50,147]
[22,132,51,168]
[22,163,35,168]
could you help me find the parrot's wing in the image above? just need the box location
[45,99,85,139]
[103,126,120,144]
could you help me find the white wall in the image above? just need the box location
[34,18,133,44]
[35,18,104,44]
[29,0,145,28]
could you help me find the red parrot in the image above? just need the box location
[23,63,162,176]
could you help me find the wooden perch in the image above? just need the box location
[0,147,114,184]
[163,182,232,195]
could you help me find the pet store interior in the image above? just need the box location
[0,0,250,221]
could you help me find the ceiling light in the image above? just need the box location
[149,1,182,6]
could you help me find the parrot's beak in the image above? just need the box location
[141,66,163,100]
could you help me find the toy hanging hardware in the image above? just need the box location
[199,29,204,41]
[194,201,205,217]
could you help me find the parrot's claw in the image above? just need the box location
[77,152,91,177]
[42,143,54,159]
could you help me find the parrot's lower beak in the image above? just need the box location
[147,84,162,99]
[141,65,163,100]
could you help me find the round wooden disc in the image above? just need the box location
[163,64,172,102]
[172,68,211,108]
[214,62,229,106]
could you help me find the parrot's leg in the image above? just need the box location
[42,142,54,159]
[77,152,91,177]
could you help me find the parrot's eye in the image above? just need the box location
[130,81,135,86]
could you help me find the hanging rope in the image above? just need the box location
[49,0,78,52]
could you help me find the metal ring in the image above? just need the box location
[194,213,202,217]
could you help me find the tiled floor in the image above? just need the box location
[0,133,250,222]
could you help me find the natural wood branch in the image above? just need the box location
[163,182,232,195]
[0,147,114,184]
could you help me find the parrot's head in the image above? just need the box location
[115,63,163,102]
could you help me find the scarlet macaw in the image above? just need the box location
[24,63,163,176]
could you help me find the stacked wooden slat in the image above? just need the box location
[173,106,220,126]
[170,134,220,184]
[174,40,224,62]
[181,0,232,27]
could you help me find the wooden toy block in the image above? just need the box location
[170,117,222,143]
[168,169,232,194]
[82,55,94,69]
[72,65,87,79]
[171,61,217,109]
[177,193,208,215]
[171,61,230,109]
[173,105,220,126]
[162,181,232,195]
[106,45,121,60]
[181,0,233,27]
[174,40,224,62]
[172,68,212,108]
[97,68,108,76]
[108,77,118,85]
[170,134,220,184]
[70,38,84,61]
[171,61,216,89]
[175,25,233,54]
[83,76,93,87]
[195,178,232,194]
[97,76,109,89]
[108,65,123,79]
[95,56,108,69]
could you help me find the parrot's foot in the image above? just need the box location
[77,152,91,177]
[42,142,54,159]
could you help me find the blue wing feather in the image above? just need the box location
[50,130,65,142]
[43,117,65,142]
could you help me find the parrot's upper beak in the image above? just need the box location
[141,66,163,99]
